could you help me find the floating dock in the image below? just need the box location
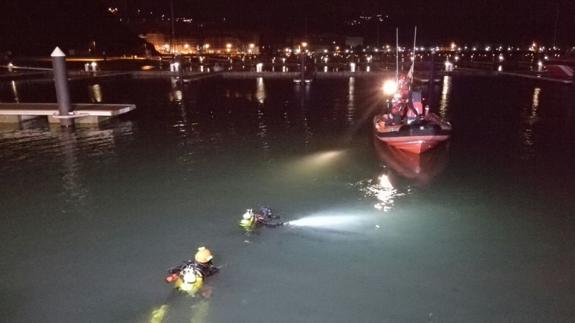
[0,103,136,124]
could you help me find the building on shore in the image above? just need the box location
[144,33,260,55]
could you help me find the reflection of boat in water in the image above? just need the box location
[374,138,449,186]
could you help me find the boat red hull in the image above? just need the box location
[373,113,451,154]
[375,134,449,154]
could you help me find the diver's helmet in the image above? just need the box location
[194,247,213,264]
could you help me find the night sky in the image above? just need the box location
[116,0,575,44]
[0,0,573,55]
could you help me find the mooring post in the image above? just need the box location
[51,47,73,127]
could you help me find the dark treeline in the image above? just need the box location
[0,0,149,56]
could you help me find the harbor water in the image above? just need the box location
[0,75,574,322]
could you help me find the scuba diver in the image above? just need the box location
[165,247,219,294]
[239,207,284,230]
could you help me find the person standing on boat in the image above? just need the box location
[406,91,424,123]
[386,101,405,125]
[398,75,410,98]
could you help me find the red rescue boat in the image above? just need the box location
[375,27,451,154]
[373,111,451,154]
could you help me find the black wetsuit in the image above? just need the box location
[194,260,219,277]
[255,207,283,227]
[257,219,284,227]
[169,260,218,278]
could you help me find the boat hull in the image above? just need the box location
[375,134,449,154]
[373,113,451,154]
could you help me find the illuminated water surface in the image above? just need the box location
[0,76,574,322]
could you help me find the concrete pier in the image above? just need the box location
[0,103,136,124]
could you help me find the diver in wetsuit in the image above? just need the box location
[165,246,219,291]
[239,207,284,230]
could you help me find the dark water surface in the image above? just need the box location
[1,75,574,323]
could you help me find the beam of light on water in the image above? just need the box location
[287,215,358,228]
[303,150,344,164]
[287,149,348,177]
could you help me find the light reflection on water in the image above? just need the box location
[89,83,103,103]
[0,123,134,212]
[256,108,269,151]
[11,80,20,103]
[439,75,451,119]
[57,129,87,208]
[521,87,541,158]
[255,77,266,104]
[356,173,409,212]
[1,77,575,323]
[168,77,183,103]
[346,77,355,124]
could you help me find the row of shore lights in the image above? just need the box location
[162,43,257,54]
[162,41,559,55]
[284,42,561,53]
[448,42,560,52]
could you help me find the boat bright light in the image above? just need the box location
[382,79,398,96]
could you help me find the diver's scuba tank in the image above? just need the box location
[165,262,204,294]
[239,209,256,229]
[174,264,204,294]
